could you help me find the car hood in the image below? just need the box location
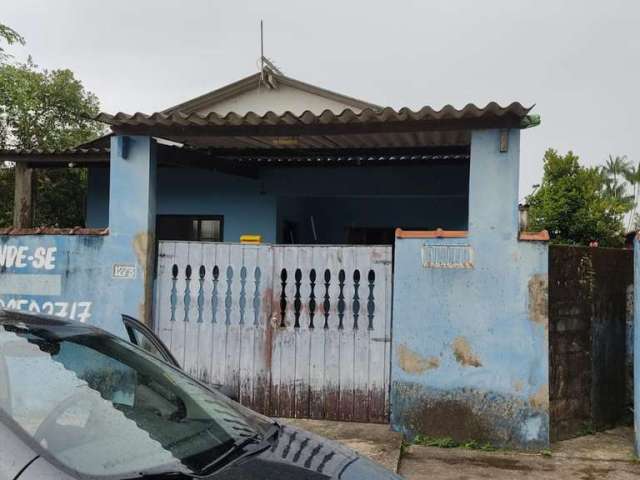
[212,423,401,480]
[19,424,402,480]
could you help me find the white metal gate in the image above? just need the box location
[154,242,392,422]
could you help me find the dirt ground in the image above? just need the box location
[399,427,639,480]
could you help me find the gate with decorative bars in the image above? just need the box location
[154,242,393,423]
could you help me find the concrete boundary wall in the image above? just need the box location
[0,234,144,336]
[0,136,156,336]
[390,129,550,450]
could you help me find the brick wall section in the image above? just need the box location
[549,246,633,441]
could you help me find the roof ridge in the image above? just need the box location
[161,69,382,115]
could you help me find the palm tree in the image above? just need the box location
[623,160,640,231]
[604,154,632,184]
[601,155,635,229]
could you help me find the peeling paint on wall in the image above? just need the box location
[529,384,549,411]
[133,231,154,325]
[528,274,549,332]
[391,381,549,450]
[452,337,482,367]
[397,344,440,373]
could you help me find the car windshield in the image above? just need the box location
[0,314,272,478]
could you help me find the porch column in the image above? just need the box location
[13,162,33,228]
[468,129,520,240]
[109,135,157,325]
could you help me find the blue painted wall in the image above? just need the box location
[0,235,127,337]
[390,129,550,450]
[0,136,157,336]
[155,167,278,243]
[86,162,469,244]
[634,237,640,456]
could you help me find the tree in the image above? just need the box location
[0,56,105,227]
[601,154,634,211]
[527,149,632,247]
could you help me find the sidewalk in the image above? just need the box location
[399,445,639,480]
[280,418,639,479]
[399,426,639,479]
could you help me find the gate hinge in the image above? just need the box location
[372,337,391,342]
[373,260,392,265]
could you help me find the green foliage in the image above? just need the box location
[0,55,105,227]
[0,23,25,62]
[33,168,88,227]
[0,58,103,150]
[527,149,633,247]
[0,165,14,226]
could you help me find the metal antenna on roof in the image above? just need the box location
[258,19,283,86]
[260,20,264,77]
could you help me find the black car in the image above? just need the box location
[0,310,401,480]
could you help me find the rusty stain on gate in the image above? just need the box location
[154,242,393,423]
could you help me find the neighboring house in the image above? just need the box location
[0,65,552,450]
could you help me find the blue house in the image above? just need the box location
[0,65,554,450]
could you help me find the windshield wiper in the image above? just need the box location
[197,421,281,476]
[121,471,192,480]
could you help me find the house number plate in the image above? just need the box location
[112,264,137,279]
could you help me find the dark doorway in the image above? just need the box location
[156,215,223,242]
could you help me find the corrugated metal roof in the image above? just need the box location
[0,146,109,166]
[96,102,533,151]
[0,147,109,156]
[98,102,533,129]
[0,227,108,235]
[1,102,533,164]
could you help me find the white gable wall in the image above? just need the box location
[193,83,362,116]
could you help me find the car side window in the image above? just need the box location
[125,326,166,361]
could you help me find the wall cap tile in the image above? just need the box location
[519,230,550,242]
[395,228,468,239]
[0,227,109,236]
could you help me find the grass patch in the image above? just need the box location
[577,422,596,437]
[412,435,497,452]
[540,448,553,457]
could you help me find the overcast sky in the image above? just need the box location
[4,0,640,198]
